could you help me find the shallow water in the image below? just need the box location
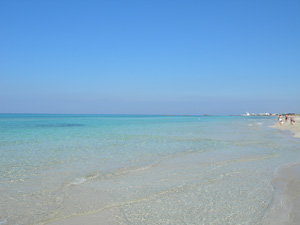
[0,114,299,224]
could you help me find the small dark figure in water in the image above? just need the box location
[285,114,288,122]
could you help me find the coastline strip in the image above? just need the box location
[266,117,300,224]
[270,116,300,138]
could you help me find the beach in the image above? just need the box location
[265,116,300,225]
[271,116,300,138]
[1,0,299,224]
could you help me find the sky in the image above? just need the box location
[1,0,299,115]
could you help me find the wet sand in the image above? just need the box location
[266,116,300,225]
[263,163,300,225]
[45,208,119,225]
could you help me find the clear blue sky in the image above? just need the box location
[1,0,299,115]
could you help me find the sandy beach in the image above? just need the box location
[263,162,300,225]
[271,115,300,138]
[267,116,300,225]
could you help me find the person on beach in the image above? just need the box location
[290,115,295,125]
[278,115,283,125]
[285,114,288,122]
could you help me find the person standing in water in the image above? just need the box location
[278,115,283,125]
[285,114,288,122]
[290,115,295,125]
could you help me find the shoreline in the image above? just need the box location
[263,162,300,225]
[265,116,300,224]
[3,115,300,224]
[270,116,300,138]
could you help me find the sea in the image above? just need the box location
[0,114,299,225]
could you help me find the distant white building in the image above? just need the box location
[242,112,273,116]
[242,112,251,116]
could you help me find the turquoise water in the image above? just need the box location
[0,114,299,224]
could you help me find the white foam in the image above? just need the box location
[70,177,87,185]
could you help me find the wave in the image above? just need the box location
[70,177,87,185]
